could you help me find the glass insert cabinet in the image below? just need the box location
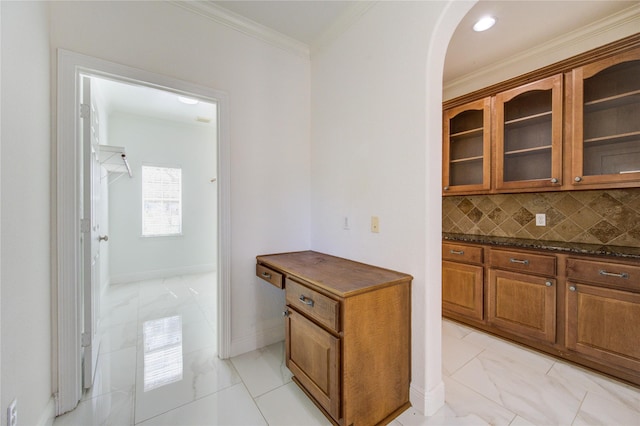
[443,41,640,195]
[571,48,640,186]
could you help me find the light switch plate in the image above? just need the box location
[371,216,380,233]
[536,213,546,227]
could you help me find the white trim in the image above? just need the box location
[36,396,56,426]
[230,324,285,358]
[55,49,232,414]
[110,263,216,285]
[410,380,446,417]
[311,1,377,54]
[169,0,309,58]
[444,3,640,99]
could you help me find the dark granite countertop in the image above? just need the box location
[443,233,640,260]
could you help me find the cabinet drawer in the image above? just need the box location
[443,243,483,264]
[567,258,640,292]
[286,278,340,332]
[490,249,556,276]
[256,264,283,288]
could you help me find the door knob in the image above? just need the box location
[99,235,109,242]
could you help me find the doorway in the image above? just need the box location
[55,50,231,416]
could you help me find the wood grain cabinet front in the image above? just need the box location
[442,242,484,322]
[570,46,640,188]
[257,251,412,426]
[565,257,640,376]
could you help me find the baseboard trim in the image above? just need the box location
[110,264,216,284]
[410,380,445,416]
[230,324,285,358]
[38,396,56,426]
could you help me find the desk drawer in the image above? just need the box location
[443,243,483,264]
[286,278,340,332]
[256,264,283,289]
[490,249,556,276]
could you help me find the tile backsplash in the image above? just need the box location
[442,189,640,248]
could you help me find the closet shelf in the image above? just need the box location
[98,145,132,177]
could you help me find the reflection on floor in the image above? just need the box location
[53,273,640,425]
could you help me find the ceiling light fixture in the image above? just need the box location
[473,16,496,32]
[178,96,199,105]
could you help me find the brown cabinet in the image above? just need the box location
[495,75,563,190]
[442,239,640,386]
[566,257,640,374]
[443,97,492,194]
[443,36,640,195]
[570,47,640,187]
[488,249,556,343]
[257,251,412,426]
[442,242,484,321]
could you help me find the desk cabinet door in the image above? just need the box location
[286,309,341,421]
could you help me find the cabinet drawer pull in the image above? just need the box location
[569,285,576,292]
[509,258,529,265]
[545,281,552,287]
[261,271,272,279]
[599,270,629,279]
[299,295,314,307]
[449,249,464,255]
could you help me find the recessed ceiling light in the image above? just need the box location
[473,16,496,32]
[178,96,199,105]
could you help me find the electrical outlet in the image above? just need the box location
[343,216,350,230]
[7,398,17,426]
[371,216,380,233]
[536,213,546,227]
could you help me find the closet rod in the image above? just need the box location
[121,154,133,178]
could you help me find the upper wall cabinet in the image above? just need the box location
[570,47,640,187]
[443,97,491,194]
[494,75,563,191]
[443,36,640,195]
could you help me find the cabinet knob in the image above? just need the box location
[569,286,576,292]
[545,281,552,287]
[550,178,559,184]
[282,310,290,317]
[443,186,449,191]
[99,235,109,242]
[574,176,582,182]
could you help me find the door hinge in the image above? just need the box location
[80,103,90,119]
[80,219,91,233]
[81,332,91,347]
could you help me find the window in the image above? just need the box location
[142,165,182,236]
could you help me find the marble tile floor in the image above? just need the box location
[53,273,640,425]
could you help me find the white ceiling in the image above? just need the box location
[95,0,637,125]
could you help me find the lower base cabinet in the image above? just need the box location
[257,251,412,426]
[442,240,640,387]
[488,269,556,343]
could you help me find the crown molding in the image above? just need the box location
[311,1,377,54]
[444,3,640,99]
[169,1,310,58]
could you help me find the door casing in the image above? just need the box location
[54,49,231,415]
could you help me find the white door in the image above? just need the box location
[81,76,103,389]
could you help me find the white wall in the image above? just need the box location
[0,1,54,425]
[107,112,217,283]
[49,0,311,356]
[310,0,473,415]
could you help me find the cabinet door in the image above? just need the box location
[443,97,491,194]
[442,261,483,321]
[488,269,556,343]
[285,309,340,421]
[571,47,640,186]
[494,75,563,190]
[566,282,640,372]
